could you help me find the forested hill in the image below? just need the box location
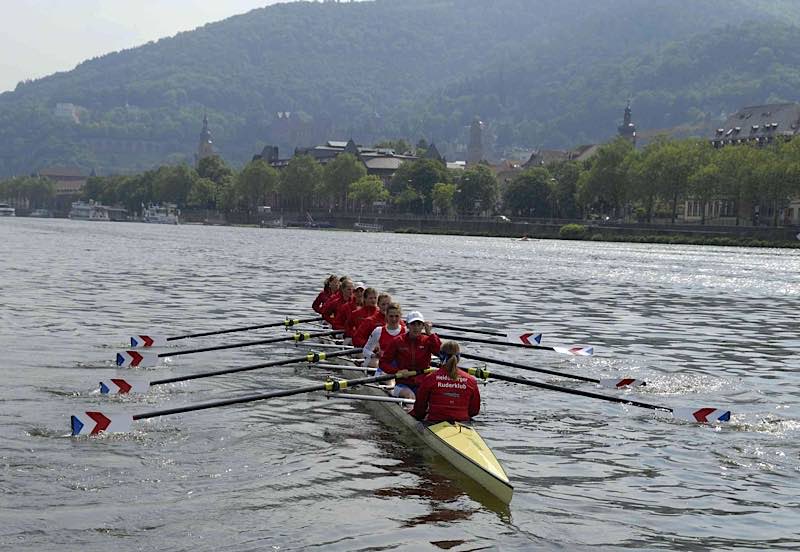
[2,0,800,176]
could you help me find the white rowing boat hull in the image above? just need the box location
[327,358,513,504]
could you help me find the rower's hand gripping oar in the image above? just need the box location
[129,316,324,348]
[116,330,341,367]
[434,323,543,347]
[460,351,644,389]
[71,372,398,436]
[465,367,730,424]
[437,332,593,356]
[100,348,361,395]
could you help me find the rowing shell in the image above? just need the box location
[317,340,513,504]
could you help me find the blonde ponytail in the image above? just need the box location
[440,341,461,380]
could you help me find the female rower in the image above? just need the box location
[410,341,480,423]
[353,282,366,307]
[312,274,338,314]
[332,279,357,332]
[320,276,350,325]
[352,292,391,348]
[346,287,379,341]
[363,301,405,368]
[381,310,441,400]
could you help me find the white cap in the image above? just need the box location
[354,281,366,290]
[406,311,425,324]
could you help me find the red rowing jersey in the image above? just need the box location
[320,292,343,325]
[346,305,379,341]
[410,367,480,422]
[382,332,441,386]
[312,289,333,314]
[332,297,356,331]
[352,310,385,347]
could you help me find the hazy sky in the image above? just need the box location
[0,0,286,93]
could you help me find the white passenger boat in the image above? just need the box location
[0,203,15,216]
[353,222,383,232]
[314,339,513,504]
[69,201,109,221]
[143,204,179,224]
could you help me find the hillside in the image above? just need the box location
[2,0,800,176]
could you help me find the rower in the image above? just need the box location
[346,287,379,343]
[331,279,357,334]
[352,292,391,348]
[381,310,441,400]
[312,274,338,314]
[353,281,366,307]
[363,301,405,369]
[410,341,480,423]
[320,276,349,326]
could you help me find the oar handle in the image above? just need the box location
[133,372,395,421]
[469,368,668,413]
[434,323,504,337]
[166,316,324,341]
[159,330,340,357]
[151,348,361,386]
[437,332,554,351]
[461,352,598,384]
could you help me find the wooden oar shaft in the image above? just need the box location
[166,316,323,341]
[132,373,396,421]
[151,348,361,386]
[438,332,553,351]
[470,368,669,413]
[158,330,340,358]
[434,323,504,337]
[461,352,598,384]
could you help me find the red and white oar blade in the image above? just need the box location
[115,351,159,368]
[129,334,167,348]
[507,331,542,346]
[671,407,731,424]
[599,377,646,389]
[99,378,151,395]
[70,411,133,436]
[552,345,594,356]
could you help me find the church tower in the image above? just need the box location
[196,113,215,165]
[467,117,484,165]
[618,101,636,146]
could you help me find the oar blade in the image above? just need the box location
[599,377,646,389]
[129,334,167,348]
[99,378,151,395]
[70,411,133,436]
[552,345,594,356]
[115,351,159,368]
[507,331,542,346]
[670,407,731,424]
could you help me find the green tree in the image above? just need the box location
[455,164,499,215]
[152,164,198,207]
[280,154,322,213]
[197,155,233,186]
[390,158,449,214]
[688,163,723,225]
[548,160,582,218]
[432,182,456,216]
[237,159,279,213]
[348,175,389,216]
[503,167,552,217]
[580,137,635,218]
[322,153,366,210]
[187,177,217,209]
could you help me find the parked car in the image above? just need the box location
[493,215,511,223]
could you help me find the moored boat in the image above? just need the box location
[0,203,15,217]
[142,203,179,224]
[69,201,109,221]
[316,343,513,504]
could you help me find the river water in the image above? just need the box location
[1,218,798,551]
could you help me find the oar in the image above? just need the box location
[70,372,407,436]
[129,316,324,348]
[435,323,542,346]
[116,330,341,368]
[464,367,730,424]
[437,332,593,356]
[460,352,644,389]
[100,348,361,395]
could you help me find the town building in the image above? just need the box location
[196,113,215,165]
[711,103,800,147]
[467,118,484,165]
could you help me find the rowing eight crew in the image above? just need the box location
[312,275,481,424]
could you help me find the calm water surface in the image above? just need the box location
[1,218,799,551]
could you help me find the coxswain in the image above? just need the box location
[410,341,480,423]
[362,301,405,368]
[381,310,441,400]
[312,274,338,314]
